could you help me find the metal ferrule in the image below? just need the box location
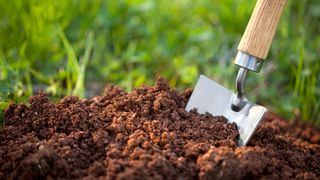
[234,51,264,72]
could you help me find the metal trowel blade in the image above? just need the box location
[185,75,267,146]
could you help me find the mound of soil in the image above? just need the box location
[1,78,319,179]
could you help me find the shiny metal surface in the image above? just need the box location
[234,51,264,72]
[185,75,267,146]
[231,67,248,112]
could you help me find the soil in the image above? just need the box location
[0,77,319,180]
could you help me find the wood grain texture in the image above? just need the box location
[238,0,287,59]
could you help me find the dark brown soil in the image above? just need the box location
[0,78,319,180]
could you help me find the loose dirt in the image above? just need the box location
[0,78,319,180]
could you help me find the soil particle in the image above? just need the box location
[0,77,319,179]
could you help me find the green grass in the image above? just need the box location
[0,0,319,126]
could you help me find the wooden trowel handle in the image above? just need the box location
[238,0,287,60]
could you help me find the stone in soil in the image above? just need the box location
[0,78,319,180]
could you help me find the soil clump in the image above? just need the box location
[1,78,319,179]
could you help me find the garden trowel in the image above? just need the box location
[186,0,287,146]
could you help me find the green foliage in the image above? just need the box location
[0,0,319,125]
[0,102,7,127]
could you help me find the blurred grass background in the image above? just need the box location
[0,0,319,126]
